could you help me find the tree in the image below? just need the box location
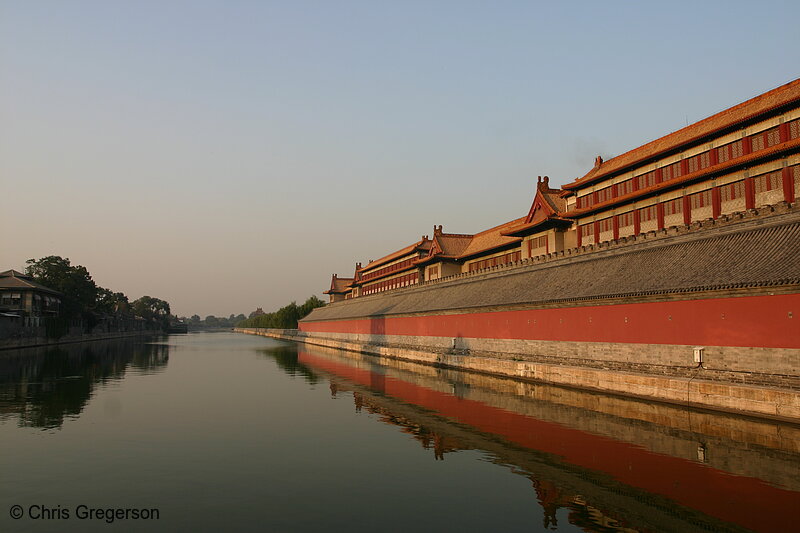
[96,287,130,316]
[25,256,98,319]
[132,296,171,330]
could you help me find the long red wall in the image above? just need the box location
[301,293,800,348]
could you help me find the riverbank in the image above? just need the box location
[235,327,800,422]
[0,329,163,351]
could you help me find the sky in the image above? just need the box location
[2,1,799,317]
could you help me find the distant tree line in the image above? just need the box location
[236,296,325,329]
[181,314,247,330]
[26,256,172,331]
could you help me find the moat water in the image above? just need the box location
[0,332,797,532]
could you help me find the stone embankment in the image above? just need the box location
[235,327,800,422]
[0,329,162,351]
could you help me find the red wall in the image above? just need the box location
[300,293,800,348]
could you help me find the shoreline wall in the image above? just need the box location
[0,329,163,351]
[235,327,800,422]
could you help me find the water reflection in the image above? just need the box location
[260,343,799,533]
[0,338,169,429]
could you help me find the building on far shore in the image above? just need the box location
[324,78,800,302]
[0,270,61,319]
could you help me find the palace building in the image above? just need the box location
[324,78,800,303]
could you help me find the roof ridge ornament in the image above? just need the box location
[595,155,604,168]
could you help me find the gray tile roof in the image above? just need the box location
[303,211,800,322]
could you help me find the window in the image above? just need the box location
[577,194,594,209]
[690,189,712,209]
[468,251,521,272]
[616,179,634,196]
[663,197,683,215]
[597,218,613,233]
[685,151,711,173]
[662,161,682,181]
[716,139,744,163]
[790,119,800,140]
[580,223,594,237]
[638,205,658,222]
[754,171,782,193]
[596,187,613,204]
[751,126,781,152]
[720,181,745,202]
[636,171,656,189]
[616,211,634,227]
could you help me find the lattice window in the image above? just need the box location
[580,223,594,237]
[596,187,613,203]
[636,171,656,189]
[790,119,800,140]
[616,179,634,196]
[720,181,745,202]
[531,235,548,248]
[690,190,712,209]
[662,161,682,181]
[686,151,711,173]
[616,211,635,227]
[717,140,744,163]
[638,205,658,222]
[663,197,683,215]
[577,195,594,209]
[754,171,782,193]
[597,218,613,232]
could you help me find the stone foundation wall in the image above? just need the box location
[236,328,800,421]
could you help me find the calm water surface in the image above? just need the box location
[1,332,798,532]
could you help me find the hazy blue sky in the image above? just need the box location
[2,1,798,317]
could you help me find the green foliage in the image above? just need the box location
[237,296,326,329]
[26,255,172,331]
[132,296,171,329]
[26,256,98,319]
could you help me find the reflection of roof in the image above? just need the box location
[564,78,800,190]
[0,270,62,295]
[362,239,432,271]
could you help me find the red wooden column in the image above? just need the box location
[745,176,755,209]
[656,203,665,230]
[633,210,641,235]
[577,226,582,247]
[783,167,796,203]
[612,216,619,241]
[780,122,790,143]
[742,136,752,156]
[593,221,600,245]
[683,195,691,225]
[712,186,721,219]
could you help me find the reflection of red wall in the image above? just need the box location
[301,293,800,348]
[298,350,798,533]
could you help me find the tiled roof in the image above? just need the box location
[504,179,570,236]
[433,233,474,257]
[458,217,525,258]
[564,78,800,190]
[331,277,354,292]
[303,212,800,321]
[0,270,62,295]
[361,239,432,272]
